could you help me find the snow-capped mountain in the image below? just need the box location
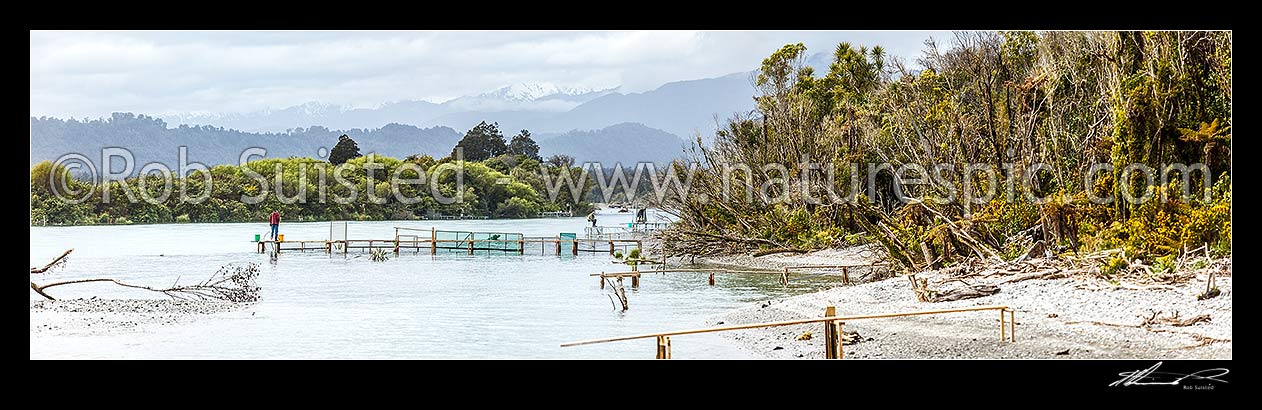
[481,82,601,102]
[41,72,761,171]
[444,83,617,112]
[156,72,754,144]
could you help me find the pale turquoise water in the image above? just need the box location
[29,211,831,359]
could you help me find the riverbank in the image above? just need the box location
[705,249,1232,359]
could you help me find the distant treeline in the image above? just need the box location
[31,122,599,225]
[30,114,688,172]
[30,113,463,171]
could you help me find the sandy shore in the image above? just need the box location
[30,298,241,336]
[702,249,1232,359]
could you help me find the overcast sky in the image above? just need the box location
[30,30,948,119]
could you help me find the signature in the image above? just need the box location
[1110,362,1229,387]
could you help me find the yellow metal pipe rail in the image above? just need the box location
[561,305,1016,358]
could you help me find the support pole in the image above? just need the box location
[838,322,845,359]
[1000,309,1005,342]
[824,306,838,359]
[656,336,671,359]
[1009,309,1016,342]
[394,228,400,255]
[708,272,715,286]
[430,227,436,255]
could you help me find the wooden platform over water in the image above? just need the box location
[256,226,643,256]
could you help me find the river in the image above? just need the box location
[29,210,831,359]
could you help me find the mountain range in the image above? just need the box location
[30,114,688,173]
[162,72,756,143]
[32,71,760,172]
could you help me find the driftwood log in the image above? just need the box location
[30,249,73,274]
[931,285,1000,302]
[29,249,261,302]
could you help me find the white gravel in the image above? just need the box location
[708,255,1232,359]
[30,298,242,336]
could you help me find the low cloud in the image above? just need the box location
[30,30,945,120]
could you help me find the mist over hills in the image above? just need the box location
[160,72,755,143]
[32,71,756,173]
[30,114,688,173]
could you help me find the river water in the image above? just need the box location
[30,210,830,359]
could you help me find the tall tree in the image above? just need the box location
[329,134,362,165]
[547,154,575,168]
[451,121,507,161]
[508,129,541,160]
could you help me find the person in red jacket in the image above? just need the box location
[269,210,281,240]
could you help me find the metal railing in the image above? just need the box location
[561,305,1016,359]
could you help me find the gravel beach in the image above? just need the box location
[702,248,1232,359]
[30,298,242,336]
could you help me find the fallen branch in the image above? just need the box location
[602,277,629,311]
[931,285,1000,302]
[31,249,73,274]
[1171,314,1212,327]
[1000,269,1069,284]
[751,247,808,257]
[30,263,261,303]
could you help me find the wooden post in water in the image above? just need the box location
[843,267,850,285]
[655,336,671,359]
[468,239,474,255]
[630,264,639,288]
[824,306,838,359]
[430,227,437,255]
[518,239,524,255]
[708,272,715,286]
[394,228,400,255]
[555,235,561,256]
[608,240,614,256]
[781,267,790,287]
[573,239,579,256]
[599,272,605,289]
